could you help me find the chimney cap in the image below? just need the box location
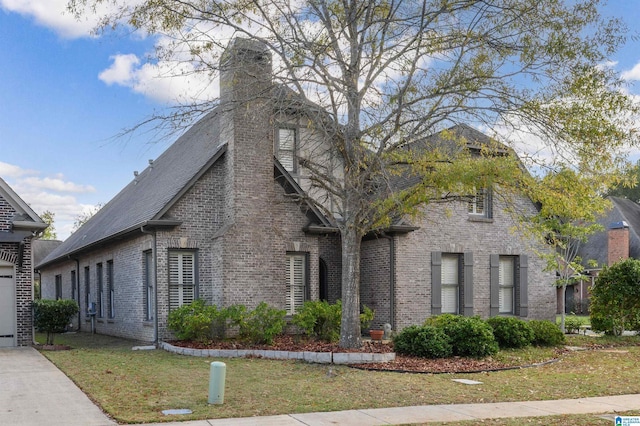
[609,221,629,229]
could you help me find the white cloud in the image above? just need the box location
[622,62,640,82]
[0,163,97,240]
[99,54,141,85]
[1,0,94,38]
[99,53,218,104]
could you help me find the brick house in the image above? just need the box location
[561,196,640,314]
[37,39,555,344]
[0,177,47,347]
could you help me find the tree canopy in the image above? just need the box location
[69,0,639,347]
[40,210,57,240]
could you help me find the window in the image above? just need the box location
[169,251,196,310]
[286,253,307,315]
[441,255,459,314]
[468,188,492,219]
[55,275,62,300]
[499,257,515,314]
[276,127,297,173]
[431,252,473,316]
[490,254,529,317]
[143,251,154,321]
[107,260,114,319]
[71,270,76,302]
[96,263,104,318]
[84,266,91,314]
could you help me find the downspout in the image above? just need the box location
[74,258,81,331]
[381,233,396,331]
[141,225,158,345]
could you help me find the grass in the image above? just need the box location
[37,332,640,424]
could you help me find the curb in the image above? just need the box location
[159,341,395,364]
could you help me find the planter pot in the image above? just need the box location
[369,329,384,341]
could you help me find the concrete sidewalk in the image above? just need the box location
[148,394,640,425]
[2,347,640,426]
[0,347,115,426]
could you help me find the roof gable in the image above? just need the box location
[0,177,46,233]
[38,110,226,267]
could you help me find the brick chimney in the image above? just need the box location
[217,38,280,308]
[607,221,629,266]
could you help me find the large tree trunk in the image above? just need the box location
[339,224,362,348]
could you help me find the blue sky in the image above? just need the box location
[1,1,640,239]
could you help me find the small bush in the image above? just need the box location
[442,316,499,358]
[528,320,565,346]
[167,299,235,342]
[292,300,342,342]
[33,299,79,345]
[563,314,585,334]
[237,302,286,345]
[292,300,375,342]
[393,325,452,358]
[486,316,534,349]
[423,313,461,329]
[168,299,216,342]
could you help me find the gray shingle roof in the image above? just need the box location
[38,110,225,268]
[577,196,640,267]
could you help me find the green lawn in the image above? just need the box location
[37,332,640,424]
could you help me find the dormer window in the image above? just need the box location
[277,127,297,173]
[468,188,492,219]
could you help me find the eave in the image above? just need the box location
[36,219,182,270]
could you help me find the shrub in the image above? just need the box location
[486,316,534,349]
[237,302,286,345]
[292,300,342,342]
[393,325,452,358]
[33,299,79,345]
[167,299,233,342]
[528,320,565,346]
[590,258,640,335]
[442,316,499,358]
[423,313,461,329]
[292,300,375,342]
[563,314,584,334]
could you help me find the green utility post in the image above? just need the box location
[208,361,226,404]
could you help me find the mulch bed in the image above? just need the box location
[168,336,565,374]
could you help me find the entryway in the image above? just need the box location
[0,264,16,347]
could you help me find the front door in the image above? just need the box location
[0,265,16,347]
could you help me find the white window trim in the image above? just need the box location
[499,256,515,314]
[441,254,459,314]
[286,253,306,315]
[169,251,196,310]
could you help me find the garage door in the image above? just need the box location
[0,265,16,347]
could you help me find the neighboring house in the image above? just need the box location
[0,177,47,347]
[565,196,640,314]
[32,239,62,299]
[37,38,556,344]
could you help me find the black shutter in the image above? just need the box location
[463,252,474,316]
[519,255,528,317]
[490,254,500,316]
[431,252,442,315]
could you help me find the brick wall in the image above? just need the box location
[0,195,35,346]
[363,193,556,332]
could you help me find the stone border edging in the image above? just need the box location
[159,341,395,364]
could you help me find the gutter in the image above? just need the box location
[37,219,181,270]
[74,257,81,331]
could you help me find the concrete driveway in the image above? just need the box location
[0,347,115,426]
